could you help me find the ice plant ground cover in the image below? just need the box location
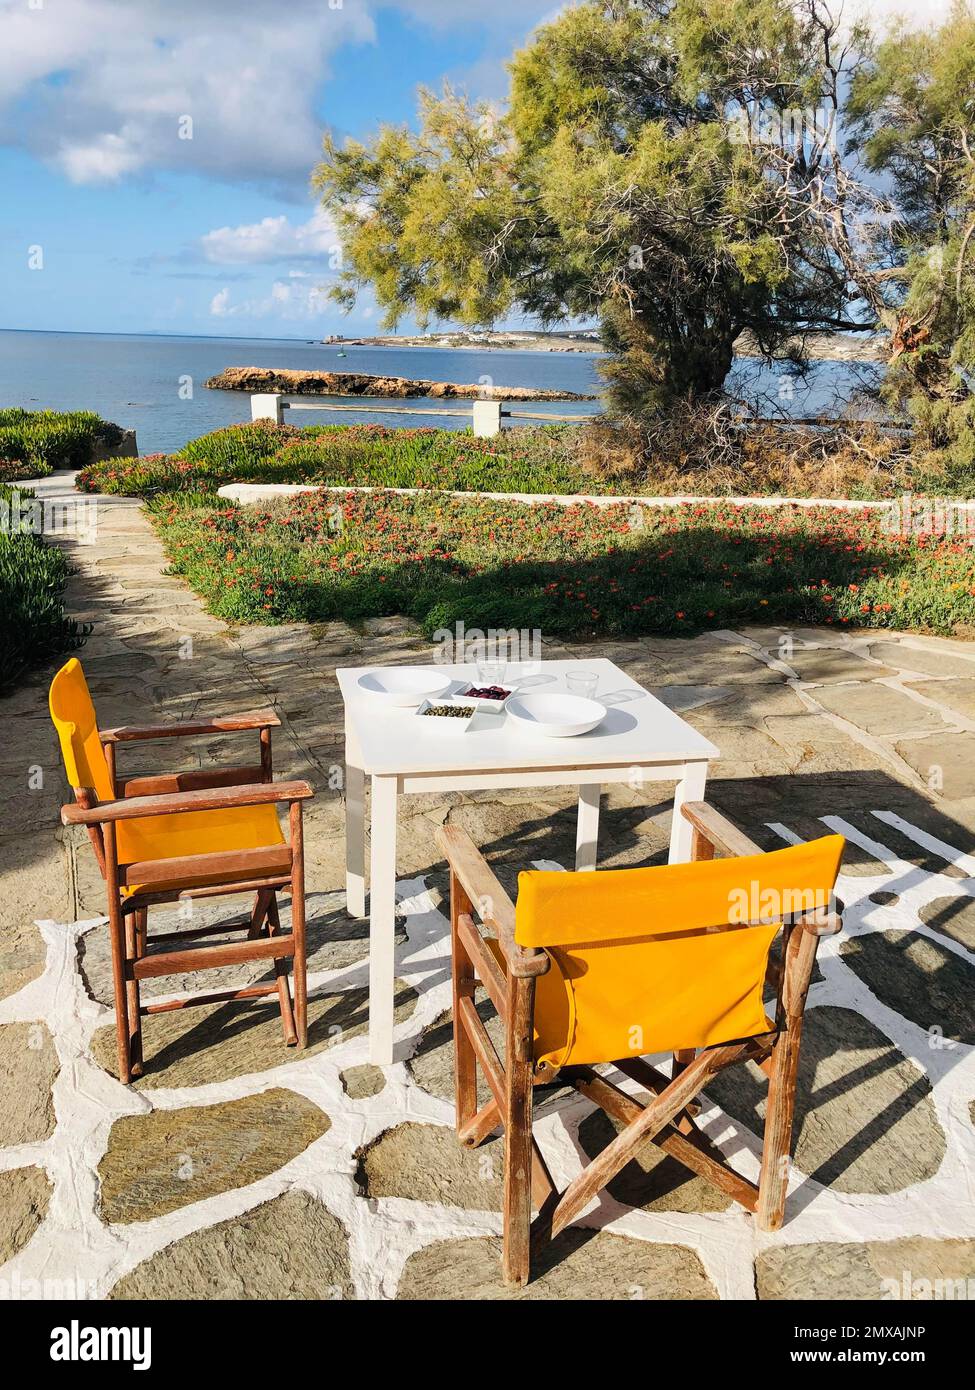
[76,419,943,504]
[148,489,975,639]
[78,423,595,499]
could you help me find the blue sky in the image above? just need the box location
[0,0,559,338]
[0,0,945,340]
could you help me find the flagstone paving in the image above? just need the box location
[0,473,974,1299]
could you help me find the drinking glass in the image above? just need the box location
[565,670,599,701]
[476,659,507,687]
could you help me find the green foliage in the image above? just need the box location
[149,487,975,639]
[77,423,595,497]
[314,0,866,419]
[847,2,975,466]
[179,419,302,469]
[0,409,123,479]
[0,485,88,693]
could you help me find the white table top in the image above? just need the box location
[337,658,718,776]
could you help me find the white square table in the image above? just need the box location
[337,658,719,1064]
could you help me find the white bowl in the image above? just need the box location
[356,667,452,707]
[505,692,606,738]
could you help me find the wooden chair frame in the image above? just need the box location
[435,802,841,1286]
[60,708,313,1084]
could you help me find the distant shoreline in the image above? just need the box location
[323,330,603,355]
[326,328,886,363]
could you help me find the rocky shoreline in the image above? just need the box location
[204,366,596,401]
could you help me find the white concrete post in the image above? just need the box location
[251,393,285,425]
[472,400,502,437]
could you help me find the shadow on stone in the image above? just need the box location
[577,1109,733,1214]
[396,1230,717,1300]
[90,979,418,1089]
[840,930,974,1045]
[707,1005,946,1194]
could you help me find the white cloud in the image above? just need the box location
[200,209,341,264]
[207,278,333,321]
[0,0,374,190]
[0,0,956,195]
[848,0,957,29]
[58,128,145,184]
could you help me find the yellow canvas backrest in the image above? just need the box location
[48,658,114,801]
[515,835,844,1068]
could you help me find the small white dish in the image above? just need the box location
[505,692,606,738]
[457,685,514,712]
[414,697,477,732]
[357,668,452,707]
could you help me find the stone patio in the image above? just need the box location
[0,472,973,1299]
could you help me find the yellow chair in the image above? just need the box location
[435,803,844,1285]
[50,658,314,1083]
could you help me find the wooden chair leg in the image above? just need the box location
[502,975,535,1287]
[757,927,818,1230]
[289,803,308,1048]
[267,893,297,1046]
[106,892,131,1085]
[122,907,146,1077]
[248,888,270,940]
[449,871,478,1135]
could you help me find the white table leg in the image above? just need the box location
[345,759,366,918]
[669,760,709,863]
[368,774,398,1066]
[575,784,601,871]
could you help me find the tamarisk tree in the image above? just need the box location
[846,0,975,465]
[313,1,933,424]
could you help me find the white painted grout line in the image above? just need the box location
[873,810,975,878]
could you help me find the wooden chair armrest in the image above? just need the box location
[435,824,548,978]
[100,709,281,743]
[61,779,313,827]
[796,910,843,937]
[680,801,763,858]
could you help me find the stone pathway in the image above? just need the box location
[0,472,973,1299]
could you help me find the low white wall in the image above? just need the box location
[217,482,974,513]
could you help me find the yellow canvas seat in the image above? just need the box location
[49,658,288,895]
[115,804,285,894]
[517,838,842,1069]
[436,808,844,1286]
[49,658,313,1083]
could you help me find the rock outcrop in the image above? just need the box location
[204,366,595,401]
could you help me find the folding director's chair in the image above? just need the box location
[435,803,844,1285]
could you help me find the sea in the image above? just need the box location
[0,330,882,457]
